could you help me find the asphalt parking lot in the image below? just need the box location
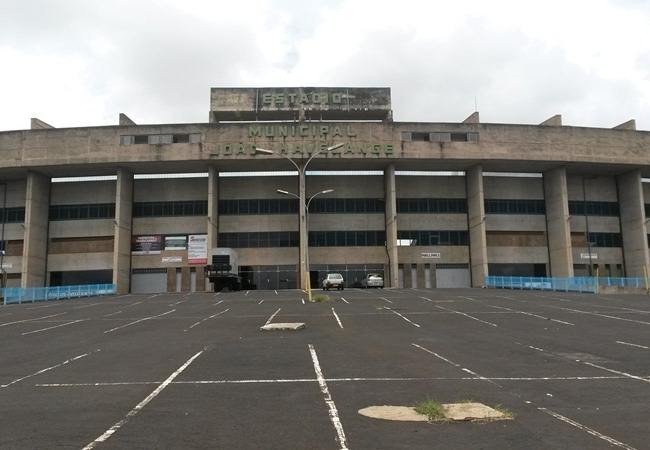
[1,287,649,449]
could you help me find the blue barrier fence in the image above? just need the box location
[1,284,116,305]
[485,276,648,293]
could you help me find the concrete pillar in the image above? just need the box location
[21,172,50,287]
[181,266,191,292]
[466,165,488,287]
[112,169,133,294]
[384,164,399,288]
[416,263,425,289]
[617,169,649,277]
[207,167,219,251]
[543,167,574,277]
[167,268,176,292]
[298,163,308,290]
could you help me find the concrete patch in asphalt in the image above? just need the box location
[260,322,306,331]
[359,403,509,422]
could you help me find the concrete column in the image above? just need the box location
[181,266,191,292]
[298,163,308,290]
[543,167,574,277]
[417,263,425,289]
[384,164,399,288]
[21,172,50,287]
[466,165,488,287]
[617,169,649,277]
[112,169,133,294]
[167,268,176,292]
[207,167,219,251]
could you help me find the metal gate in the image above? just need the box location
[131,269,167,293]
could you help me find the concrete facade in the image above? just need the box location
[1,86,650,291]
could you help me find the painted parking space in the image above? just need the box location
[1,288,648,449]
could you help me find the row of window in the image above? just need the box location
[120,133,201,145]
[0,207,25,223]
[133,201,207,217]
[308,231,387,247]
[397,230,469,246]
[397,198,467,214]
[485,199,545,215]
[49,204,116,221]
[216,230,468,248]
[402,131,479,143]
[569,201,619,217]
[0,200,633,222]
[587,233,622,248]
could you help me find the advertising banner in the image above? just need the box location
[165,235,187,250]
[188,234,208,264]
[131,235,162,255]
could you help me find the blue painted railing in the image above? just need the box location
[1,284,116,305]
[485,276,647,293]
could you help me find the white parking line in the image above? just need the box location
[1,353,89,388]
[274,290,278,295]
[213,300,224,306]
[462,296,574,325]
[185,309,230,331]
[301,298,305,305]
[103,310,123,317]
[379,297,393,304]
[384,306,420,327]
[104,309,176,334]
[538,407,636,449]
[308,344,349,450]
[616,341,649,350]
[124,301,143,308]
[580,361,650,384]
[264,308,281,326]
[81,350,204,450]
[245,291,250,296]
[0,312,67,328]
[21,319,88,335]
[340,297,349,304]
[332,308,344,329]
[258,299,264,305]
[434,304,498,327]
[547,305,650,325]
[36,374,636,388]
[411,343,502,387]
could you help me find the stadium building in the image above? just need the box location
[0,87,649,294]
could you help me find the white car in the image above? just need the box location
[361,274,384,288]
[322,273,345,290]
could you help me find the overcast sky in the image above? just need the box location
[1,0,649,131]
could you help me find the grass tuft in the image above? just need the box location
[493,404,515,419]
[312,294,332,303]
[414,399,446,421]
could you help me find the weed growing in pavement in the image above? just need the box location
[414,399,447,422]
[493,404,515,419]
[313,294,332,303]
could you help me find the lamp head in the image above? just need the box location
[254,147,274,155]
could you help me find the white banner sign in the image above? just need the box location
[1,263,13,269]
[162,256,183,263]
[188,234,208,265]
[580,253,598,260]
[421,252,441,259]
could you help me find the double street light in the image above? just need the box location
[255,143,344,296]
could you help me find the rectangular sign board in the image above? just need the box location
[210,87,391,121]
[580,253,598,260]
[132,235,162,255]
[188,234,208,265]
[421,252,441,259]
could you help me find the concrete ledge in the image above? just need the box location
[260,322,306,331]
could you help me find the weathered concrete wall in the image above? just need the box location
[484,176,544,199]
[617,170,649,276]
[134,178,206,202]
[113,169,133,294]
[21,172,50,287]
[2,122,650,174]
[207,167,218,250]
[397,214,467,230]
[48,252,113,271]
[544,167,573,277]
[49,219,113,238]
[132,217,205,235]
[485,215,547,232]
[50,180,116,204]
[567,175,618,201]
[466,166,488,287]
[396,175,466,198]
[487,247,548,263]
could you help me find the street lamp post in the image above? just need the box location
[255,143,344,292]
[277,188,334,300]
[0,182,6,289]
